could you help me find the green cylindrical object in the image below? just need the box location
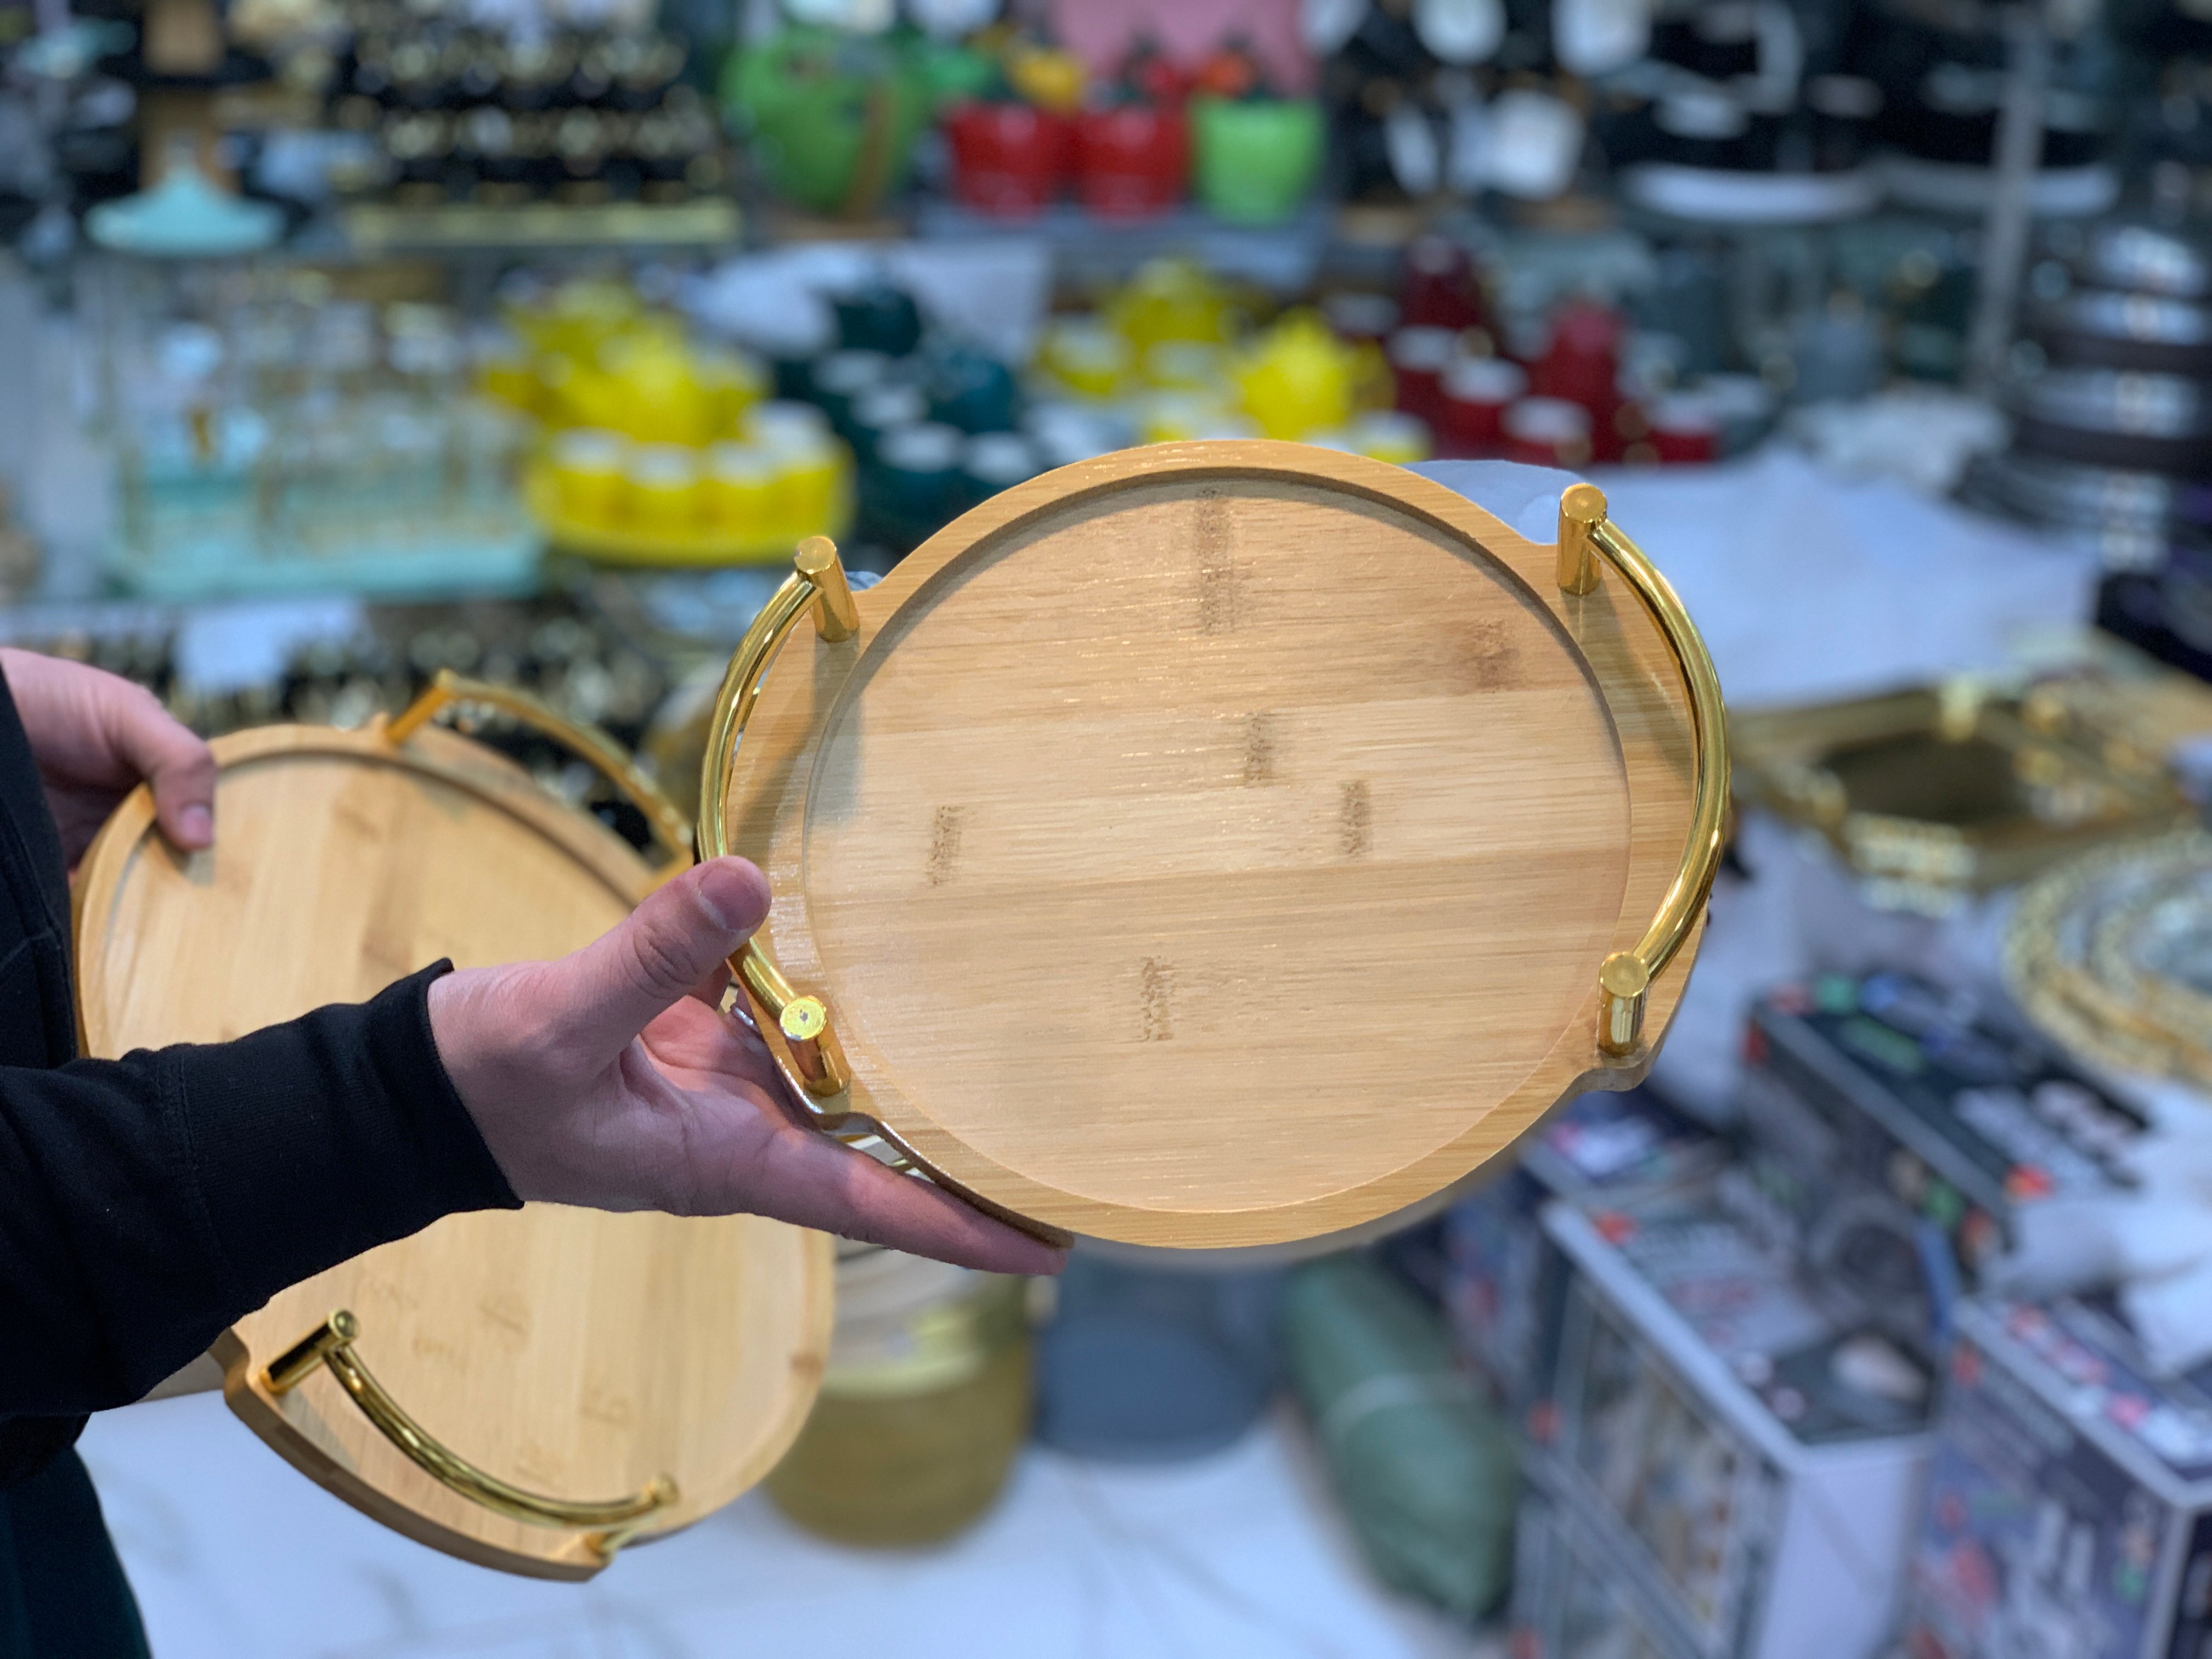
[1282,1255,1517,1620]
[1190,97,1324,225]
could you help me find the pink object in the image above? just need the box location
[946,103,1074,217]
[1074,104,1188,218]
[1500,397,1594,468]
[1389,325,1459,427]
[1047,0,1313,96]
[1436,358,1527,458]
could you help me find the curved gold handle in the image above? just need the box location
[1556,483,1730,1058]
[387,670,694,868]
[698,537,860,1097]
[264,1311,679,1559]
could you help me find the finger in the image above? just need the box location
[101,679,216,850]
[724,1118,1067,1277]
[686,961,732,1011]
[546,857,772,1061]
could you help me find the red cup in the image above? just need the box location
[1647,393,1719,464]
[1528,298,1625,415]
[1401,235,1485,331]
[1437,358,1528,458]
[1074,105,1188,218]
[946,102,1073,217]
[1501,397,1594,468]
[1389,325,1459,427]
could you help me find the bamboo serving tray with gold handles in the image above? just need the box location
[705,442,1726,1252]
[72,678,834,1581]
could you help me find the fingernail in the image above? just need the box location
[178,805,213,847]
[695,862,749,934]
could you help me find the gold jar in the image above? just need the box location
[766,1243,1032,1547]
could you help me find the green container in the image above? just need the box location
[724,27,932,217]
[1191,97,1324,226]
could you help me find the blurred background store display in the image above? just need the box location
[6,0,2212,1652]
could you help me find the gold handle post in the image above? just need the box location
[264,1311,679,1560]
[698,540,861,1097]
[386,670,695,868]
[1554,483,1730,1058]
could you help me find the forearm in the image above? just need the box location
[0,964,517,1415]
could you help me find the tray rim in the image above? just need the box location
[721,439,1708,1249]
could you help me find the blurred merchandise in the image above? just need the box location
[1789,386,2004,495]
[1444,1086,1726,1411]
[2005,830,2212,1091]
[1903,1296,2212,1659]
[725,25,931,219]
[1032,1255,1283,1462]
[1513,1482,1700,1659]
[766,1242,1031,1547]
[1191,92,1323,225]
[1517,1185,1934,1659]
[1967,223,2212,572]
[1282,1254,1515,1620]
[1740,970,2148,1359]
[0,481,44,601]
[491,276,853,563]
[1730,679,2195,915]
[944,99,1070,217]
[1074,100,1188,218]
[84,258,537,600]
[306,0,730,218]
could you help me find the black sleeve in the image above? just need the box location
[0,962,520,1417]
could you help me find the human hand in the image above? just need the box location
[0,648,217,866]
[427,856,1064,1277]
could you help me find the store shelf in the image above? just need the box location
[911,199,1334,294]
[1622,165,1882,227]
[342,198,741,254]
[104,528,541,603]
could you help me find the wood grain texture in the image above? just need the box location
[723,442,1704,1249]
[73,722,832,1579]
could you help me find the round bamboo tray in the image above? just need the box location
[73,685,833,1579]
[701,442,1724,1251]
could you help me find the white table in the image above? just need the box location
[82,1395,1496,1659]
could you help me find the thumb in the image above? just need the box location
[543,857,773,1060]
[89,670,217,850]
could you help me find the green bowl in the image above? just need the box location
[1191,97,1324,226]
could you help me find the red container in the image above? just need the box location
[1529,299,1627,455]
[1529,301,1623,403]
[1437,358,1528,458]
[1074,105,1188,218]
[1389,325,1459,427]
[946,102,1073,217]
[1401,235,1485,332]
[1647,393,1720,464]
[1501,397,1594,468]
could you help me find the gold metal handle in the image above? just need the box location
[264,1311,678,1559]
[698,536,859,1097]
[387,670,695,868]
[1556,483,1730,1058]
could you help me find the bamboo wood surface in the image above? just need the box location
[73,721,833,1579]
[723,442,1703,1250]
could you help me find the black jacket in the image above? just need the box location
[0,662,518,1650]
